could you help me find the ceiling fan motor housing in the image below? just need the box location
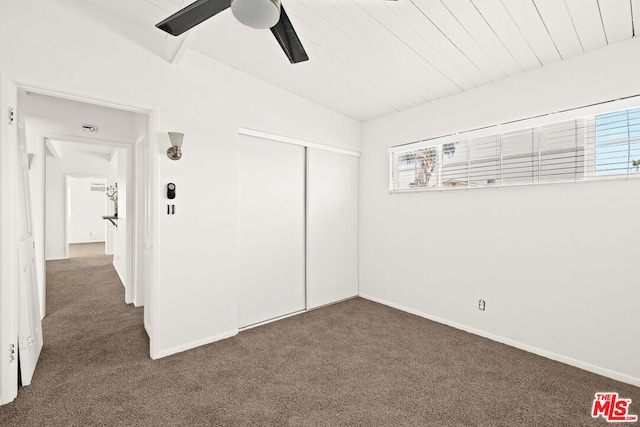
[231,0,281,29]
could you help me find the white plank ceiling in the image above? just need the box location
[75,0,638,122]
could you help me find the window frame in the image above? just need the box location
[389,97,640,194]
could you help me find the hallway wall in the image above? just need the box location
[0,0,361,358]
[45,149,110,260]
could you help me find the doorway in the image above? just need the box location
[65,176,108,259]
[0,79,156,405]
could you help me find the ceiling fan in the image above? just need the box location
[156,0,309,64]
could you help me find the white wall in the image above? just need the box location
[67,176,106,244]
[0,0,361,358]
[45,149,110,260]
[361,37,640,386]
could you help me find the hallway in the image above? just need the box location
[0,254,147,424]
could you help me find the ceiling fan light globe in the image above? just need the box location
[231,0,281,29]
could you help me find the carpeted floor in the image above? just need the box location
[68,242,106,258]
[0,255,638,426]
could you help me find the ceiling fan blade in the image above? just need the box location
[270,6,309,64]
[156,0,231,36]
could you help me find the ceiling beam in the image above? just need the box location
[167,32,193,65]
[45,139,62,159]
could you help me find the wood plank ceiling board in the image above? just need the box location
[598,0,634,43]
[471,0,541,72]
[387,0,491,88]
[385,2,480,91]
[410,0,505,83]
[190,10,401,120]
[377,3,480,94]
[69,0,640,122]
[532,0,583,59]
[79,0,166,26]
[348,0,466,98]
[149,0,188,11]
[341,0,454,103]
[564,0,607,52]
[284,0,436,109]
[190,16,283,66]
[329,1,442,104]
[289,0,428,109]
[442,0,522,77]
[500,0,561,66]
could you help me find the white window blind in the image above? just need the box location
[389,106,640,193]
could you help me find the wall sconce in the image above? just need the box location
[167,132,184,161]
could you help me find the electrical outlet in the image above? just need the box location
[478,299,486,311]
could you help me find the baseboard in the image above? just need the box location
[239,309,307,331]
[359,293,640,388]
[113,263,127,290]
[45,256,67,261]
[144,321,151,337]
[152,329,238,360]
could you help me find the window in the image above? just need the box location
[389,106,640,193]
[594,108,640,175]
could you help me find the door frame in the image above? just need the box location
[0,77,160,405]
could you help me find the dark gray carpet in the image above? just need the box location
[0,255,638,426]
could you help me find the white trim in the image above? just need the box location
[239,309,307,332]
[152,330,238,359]
[306,296,357,312]
[16,82,153,115]
[144,321,151,337]
[390,169,640,195]
[359,294,640,388]
[40,132,130,151]
[146,108,160,359]
[238,127,360,158]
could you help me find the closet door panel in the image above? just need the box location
[307,148,359,309]
[238,136,306,328]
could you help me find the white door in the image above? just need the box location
[0,74,18,404]
[16,108,43,386]
[307,149,359,309]
[238,136,306,328]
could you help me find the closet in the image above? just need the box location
[238,133,358,329]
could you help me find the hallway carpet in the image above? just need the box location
[0,255,638,426]
[68,242,106,258]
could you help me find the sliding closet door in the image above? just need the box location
[238,136,306,328]
[307,148,359,309]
